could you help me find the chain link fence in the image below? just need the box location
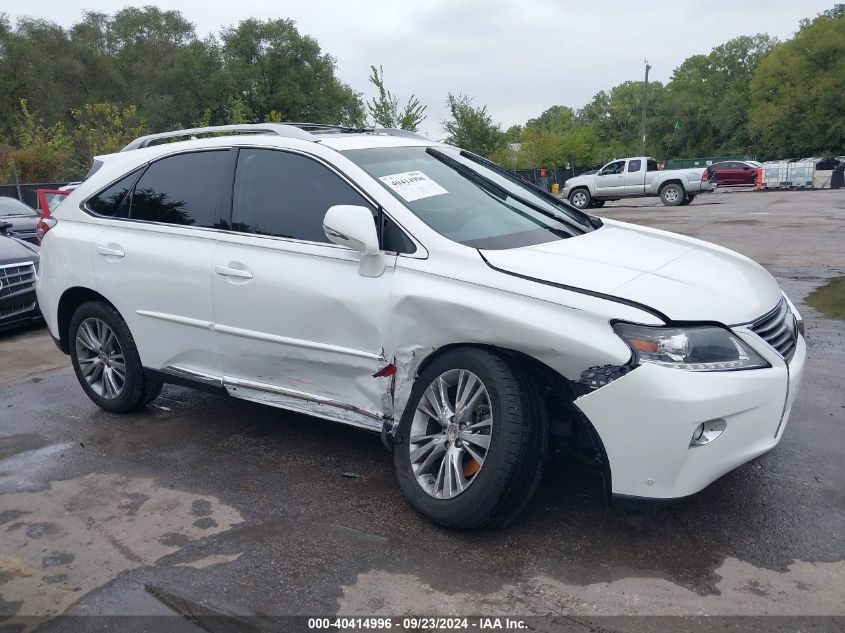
[0,182,73,209]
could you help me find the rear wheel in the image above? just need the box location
[589,199,606,208]
[680,194,695,206]
[660,183,685,206]
[568,188,591,210]
[394,348,547,529]
[69,301,156,413]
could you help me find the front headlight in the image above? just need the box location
[613,323,770,371]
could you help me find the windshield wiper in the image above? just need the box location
[425,148,574,241]
[426,148,586,234]
[458,151,601,229]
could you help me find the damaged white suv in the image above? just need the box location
[36,124,806,528]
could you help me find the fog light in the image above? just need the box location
[690,419,727,447]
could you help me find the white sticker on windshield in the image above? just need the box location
[379,171,448,202]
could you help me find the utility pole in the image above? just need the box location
[641,60,651,155]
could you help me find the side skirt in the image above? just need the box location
[146,366,384,433]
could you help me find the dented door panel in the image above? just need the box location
[212,233,396,426]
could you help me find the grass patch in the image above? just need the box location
[805,276,845,320]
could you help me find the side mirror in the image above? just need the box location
[323,205,385,278]
[0,221,12,236]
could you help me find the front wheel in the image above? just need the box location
[568,188,591,210]
[394,348,548,529]
[69,301,156,413]
[660,183,685,206]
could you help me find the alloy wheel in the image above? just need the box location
[571,191,587,208]
[409,369,492,499]
[75,317,126,400]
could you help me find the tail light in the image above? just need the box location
[701,170,708,181]
[36,217,57,244]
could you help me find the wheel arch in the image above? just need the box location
[56,286,118,354]
[405,342,612,498]
[658,178,685,193]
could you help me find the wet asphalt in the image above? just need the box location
[0,189,843,631]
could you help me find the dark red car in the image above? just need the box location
[711,161,759,186]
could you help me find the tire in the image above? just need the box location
[679,194,695,206]
[568,188,591,210]
[394,348,548,529]
[660,183,685,206]
[589,200,606,208]
[143,381,164,405]
[69,301,153,413]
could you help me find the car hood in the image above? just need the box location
[480,220,781,324]
[0,235,40,265]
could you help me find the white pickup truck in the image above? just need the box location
[562,157,712,208]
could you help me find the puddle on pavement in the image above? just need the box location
[0,473,243,628]
[338,560,845,616]
[805,276,845,320]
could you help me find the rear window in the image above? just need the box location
[87,169,142,218]
[130,151,231,227]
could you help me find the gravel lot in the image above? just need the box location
[1,188,844,631]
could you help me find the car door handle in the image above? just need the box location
[214,264,254,279]
[97,245,125,258]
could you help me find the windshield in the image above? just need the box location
[343,146,598,249]
[0,197,37,218]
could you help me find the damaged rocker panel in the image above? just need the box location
[223,375,385,431]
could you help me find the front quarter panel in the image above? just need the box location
[387,253,653,420]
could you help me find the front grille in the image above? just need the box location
[0,261,37,299]
[0,301,36,321]
[750,299,797,361]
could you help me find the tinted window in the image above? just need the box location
[131,151,231,227]
[647,159,659,172]
[87,169,142,218]
[231,149,373,243]
[627,159,641,173]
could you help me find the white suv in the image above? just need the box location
[36,124,806,528]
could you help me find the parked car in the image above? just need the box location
[813,157,841,171]
[709,161,759,186]
[562,157,711,208]
[0,225,41,331]
[36,123,806,528]
[0,197,39,243]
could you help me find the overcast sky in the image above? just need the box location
[2,0,835,138]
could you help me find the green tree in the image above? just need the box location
[664,34,775,157]
[220,18,363,125]
[749,7,845,157]
[10,99,74,181]
[71,103,148,172]
[442,93,505,158]
[366,65,427,131]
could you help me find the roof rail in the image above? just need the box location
[371,128,429,141]
[121,123,314,151]
[120,122,431,152]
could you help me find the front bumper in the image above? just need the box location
[575,328,807,499]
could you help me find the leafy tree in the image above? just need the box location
[664,34,775,157]
[749,7,845,157]
[71,103,148,172]
[442,93,505,158]
[220,18,363,125]
[366,65,426,131]
[10,99,74,181]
